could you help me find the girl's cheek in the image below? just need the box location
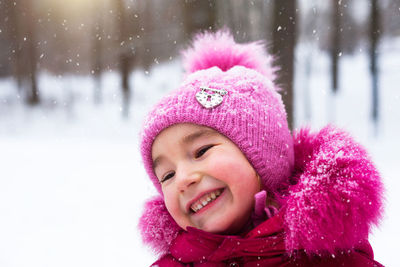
[164,188,185,215]
[163,189,175,211]
[164,197,190,230]
[164,195,179,219]
[210,154,243,176]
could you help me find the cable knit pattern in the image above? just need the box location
[138,126,384,257]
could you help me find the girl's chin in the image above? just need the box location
[191,210,251,234]
[201,224,228,233]
[184,217,230,233]
[196,218,242,234]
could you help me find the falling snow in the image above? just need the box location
[0,0,399,265]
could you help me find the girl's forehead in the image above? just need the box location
[154,123,220,144]
[153,123,222,151]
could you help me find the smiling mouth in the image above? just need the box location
[190,188,223,213]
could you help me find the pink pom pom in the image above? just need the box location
[182,29,276,80]
[138,196,181,256]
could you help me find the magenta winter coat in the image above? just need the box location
[139,126,384,267]
[152,212,381,266]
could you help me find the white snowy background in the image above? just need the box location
[1,38,399,266]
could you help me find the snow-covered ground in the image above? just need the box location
[0,39,399,266]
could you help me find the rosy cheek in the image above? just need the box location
[163,191,178,216]
[211,155,249,180]
[163,192,189,228]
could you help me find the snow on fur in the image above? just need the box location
[284,126,384,255]
[138,195,180,256]
[181,29,276,81]
[138,126,384,256]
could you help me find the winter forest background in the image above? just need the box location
[0,0,399,266]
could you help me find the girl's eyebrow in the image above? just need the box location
[152,129,217,170]
[152,156,164,171]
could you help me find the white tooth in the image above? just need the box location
[192,191,222,213]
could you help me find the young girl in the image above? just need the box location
[138,30,384,266]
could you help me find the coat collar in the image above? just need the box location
[138,126,384,256]
[169,212,286,263]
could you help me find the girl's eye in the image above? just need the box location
[160,171,175,183]
[195,145,214,159]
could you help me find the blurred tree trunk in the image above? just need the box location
[248,1,265,40]
[272,0,297,130]
[235,1,251,41]
[25,0,40,105]
[139,0,152,70]
[182,0,216,39]
[92,1,104,105]
[370,0,380,134]
[302,4,318,123]
[331,0,341,94]
[215,1,235,33]
[115,0,133,118]
[7,0,24,92]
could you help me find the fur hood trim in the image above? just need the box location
[284,126,383,255]
[138,126,384,256]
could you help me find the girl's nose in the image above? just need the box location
[176,167,201,193]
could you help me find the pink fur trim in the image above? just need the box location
[284,126,384,255]
[138,195,180,256]
[181,29,276,80]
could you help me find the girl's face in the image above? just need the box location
[152,123,261,234]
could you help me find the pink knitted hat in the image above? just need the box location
[140,30,294,194]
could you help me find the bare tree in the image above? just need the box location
[272,0,297,130]
[301,3,319,122]
[26,19,39,104]
[6,0,25,91]
[370,0,381,134]
[115,0,134,118]
[139,0,152,70]
[91,0,104,105]
[0,2,12,77]
[24,0,40,105]
[331,0,341,95]
[182,0,216,39]
[215,1,235,32]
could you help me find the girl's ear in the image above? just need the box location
[138,195,181,256]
